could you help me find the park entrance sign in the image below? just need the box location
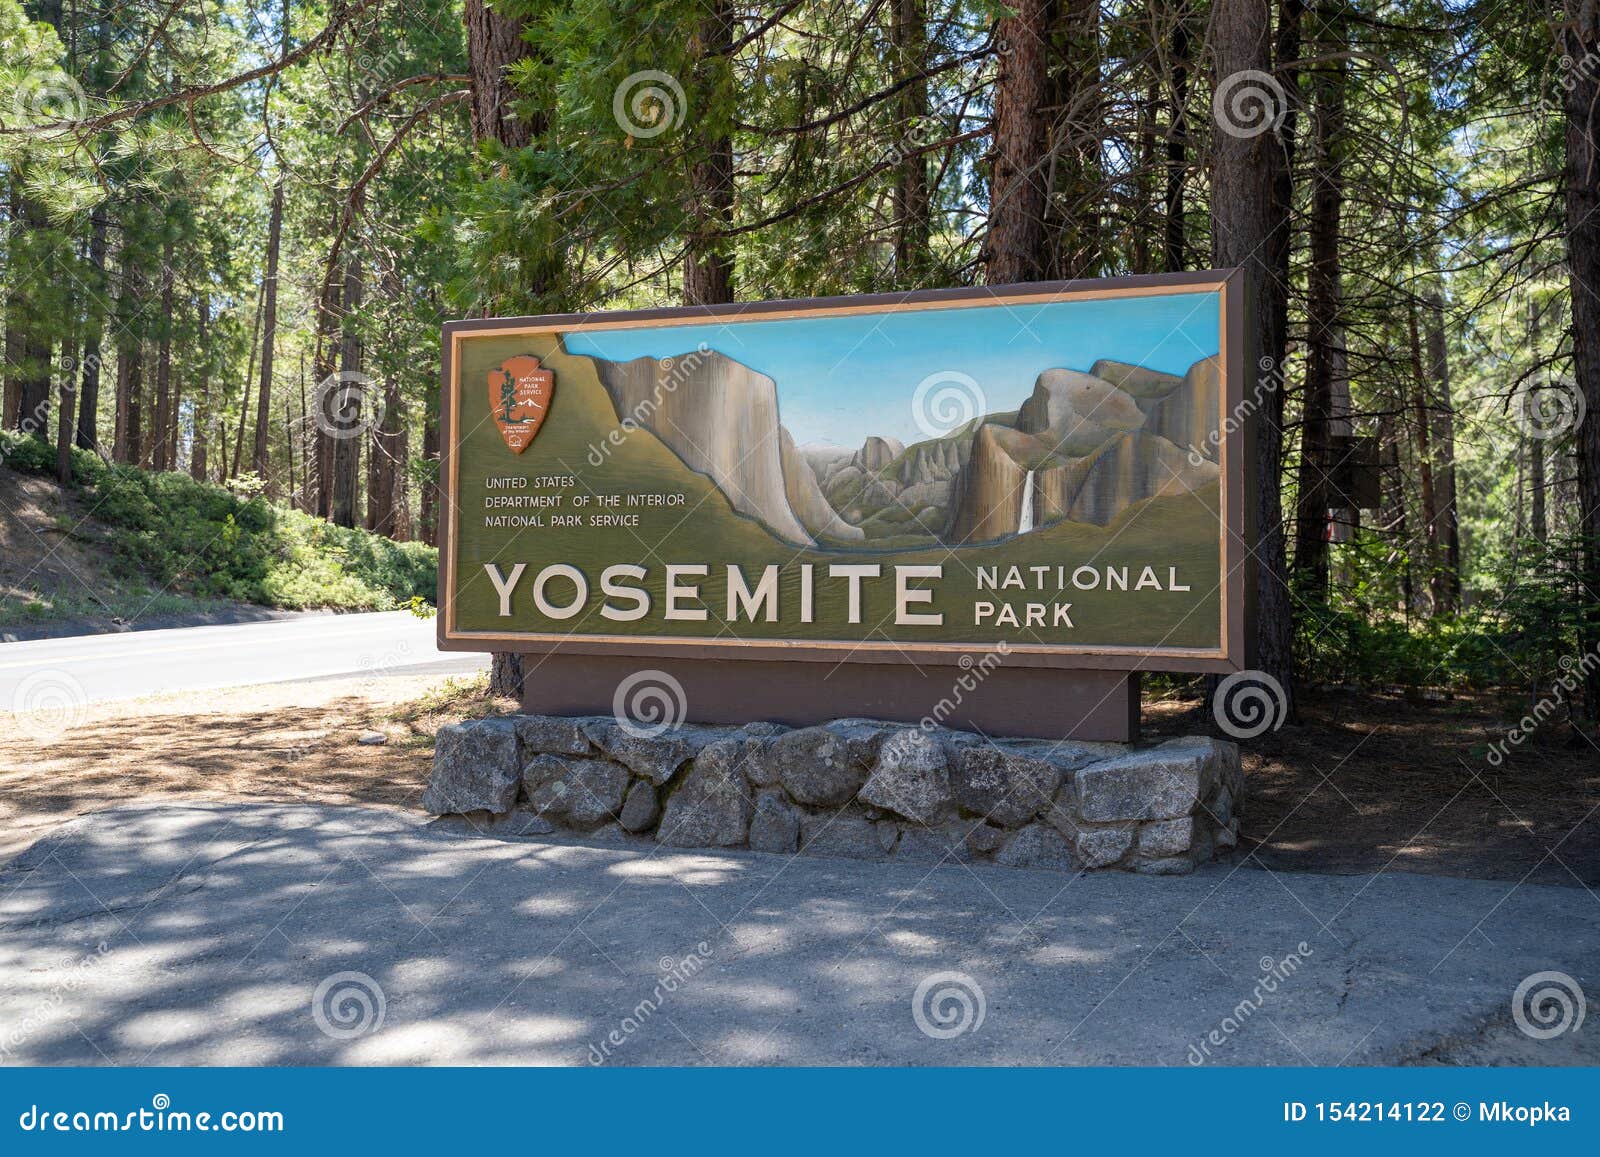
[438,272,1253,741]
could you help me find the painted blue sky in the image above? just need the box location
[562,290,1221,448]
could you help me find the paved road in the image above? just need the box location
[3,801,1595,1066]
[0,611,485,710]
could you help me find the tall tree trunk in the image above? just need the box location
[420,406,440,546]
[1424,289,1459,611]
[330,254,363,529]
[190,295,211,481]
[683,0,736,305]
[465,0,540,148]
[75,208,107,453]
[113,349,130,462]
[312,258,341,516]
[1407,300,1440,612]
[55,344,75,482]
[10,182,52,438]
[1292,10,1346,602]
[1527,297,1548,544]
[298,353,310,508]
[3,190,21,428]
[16,334,51,439]
[1133,82,1156,274]
[231,280,265,479]
[369,375,404,538]
[1044,0,1103,279]
[1267,0,1303,374]
[111,234,142,463]
[367,270,404,536]
[1,186,18,429]
[1565,7,1600,707]
[124,342,143,463]
[4,0,57,441]
[1163,2,1191,271]
[364,410,380,532]
[152,237,174,470]
[1557,3,1600,722]
[1379,409,1413,614]
[465,0,549,698]
[1210,0,1295,712]
[892,0,931,284]
[251,0,291,482]
[253,177,286,481]
[985,0,1051,284]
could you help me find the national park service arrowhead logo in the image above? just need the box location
[489,355,555,453]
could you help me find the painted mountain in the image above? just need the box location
[584,345,1220,551]
[589,351,863,546]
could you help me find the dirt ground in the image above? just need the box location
[1149,686,1600,886]
[0,673,514,863]
[2,674,1596,885]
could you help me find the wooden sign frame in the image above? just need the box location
[436,271,1255,739]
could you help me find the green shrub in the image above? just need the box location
[1,430,437,611]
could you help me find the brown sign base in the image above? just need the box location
[520,657,1141,743]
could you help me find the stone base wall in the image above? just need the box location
[422,716,1242,875]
